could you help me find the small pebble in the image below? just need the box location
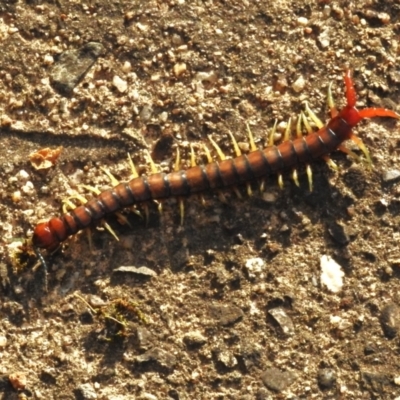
[183,331,207,346]
[261,367,297,392]
[0,336,7,348]
[173,62,187,77]
[112,75,128,93]
[318,368,336,389]
[292,75,305,93]
[382,169,400,183]
[320,255,344,293]
[9,372,27,390]
[297,17,308,26]
[380,303,400,339]
[268,307,295,336]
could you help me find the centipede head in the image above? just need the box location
[32,220,62,252]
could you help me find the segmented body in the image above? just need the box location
[32,71,399,252]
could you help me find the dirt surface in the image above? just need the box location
[1,1,400,399]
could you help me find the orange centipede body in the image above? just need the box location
[31,70,400,253]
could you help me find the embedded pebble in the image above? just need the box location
[380,303,400,339]
[50,42,104,94]
[0,336,6,348]
[261,367,297,392]
[217,350,237,368]
[320,255,344,293]
[297,17,308,26]
[268,307,295,336]
[135,348,177,371]
[183,331,207,346]
[173,62,187,77]
[245,257,265,279]
[209,304,243,326]
[76,383,97,400]
[8,372,27,390]
[318,368,337,389]
[328,222,350,245]
[112,75,128,93]
[382,169,400,183]
[113,266,157,277]
[292,75,305,93]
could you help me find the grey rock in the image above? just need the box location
[50,42,104,95]
[261,367,297,392]
[75,383,97,399]
[209,304,243,326]
[268,307,295,336]
[135,347,177,371]
[380,303,400,339]
[183,331,207,346]
[318,368,336,389]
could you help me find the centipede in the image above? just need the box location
[31,70,399,254]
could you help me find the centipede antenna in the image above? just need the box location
[34,247,48,293]
[246,123,257,152]
[349,133,372,167]
[268,120,278,146]
[327,82,338,117]
[101,167,119,187]
[306,164,313,192]
[304,102,323,129]
[128,153,139,179]
[203,144,213,163]
[208,135,226,161]
[292,169,300,187]
[174,146,181,172]
[228,131,242,157]
[283,118,292,142]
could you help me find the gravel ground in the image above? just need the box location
[1,1,400,399]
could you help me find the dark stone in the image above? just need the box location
[268,307,295,336]
[380,303,400,339]
[361,371,391,392]
[136,326,153,350]
[318,368,336,389]
[50,42,104,95]
[328,223,350,245]
[209,304,243,326]
[135,347,177,371]
[261,367,297,392]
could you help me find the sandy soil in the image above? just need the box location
[1,1,400,399]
